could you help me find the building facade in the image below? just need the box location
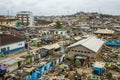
[0,34,25,54]
[16,11,34,26]
[94,29,115,39]
[0,19,17,27]
[67,37,105,58]
[39,29,67,36]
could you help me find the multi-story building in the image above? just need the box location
[0,19,17,27]
[0,16,17,27]
[16,11,34,26]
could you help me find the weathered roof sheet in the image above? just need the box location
[0,34,25,46]
[94,29,115,34]
[67,36,105,53]
[0,58,19,66]
[93,62,106,68]
[74,36,81,40]
[42,43,60,50]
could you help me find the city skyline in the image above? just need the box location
[0,0,120,16]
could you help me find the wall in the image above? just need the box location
[0,41,25,53]
[7,63,18,72]
[57,31,67,35]
[68,45,96,58]
[39,30,67,36]
[0,21,16,27]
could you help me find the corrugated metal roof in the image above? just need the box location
[0,34,25,46]
[42,43,60,50]
[94,29,115,34]
[93,62,106,68]
[0,58,19,65]
[74,36,81,40]
[67,36,105,53]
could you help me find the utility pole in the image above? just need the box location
[27,32,30,54]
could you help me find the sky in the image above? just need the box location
[0,0,120,16]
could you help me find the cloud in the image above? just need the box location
[0,0,120,16]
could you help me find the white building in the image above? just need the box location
[39,29,67,36]
[0,34,25,54]
[67,36,105,58]
[16,11,34,26]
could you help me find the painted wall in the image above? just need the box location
[57,31,67,35]
[0,41,25,53]
[39,30,67,36]
[0,21,16,27]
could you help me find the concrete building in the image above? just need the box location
[94,29,115,38]
[16,11,34,26]
[0,19,17,27]
[67,36,105,58]
[39,29,67,36]
[72,27,81,36]
[0,34,25,54]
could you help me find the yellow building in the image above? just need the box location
[0,19,17,27]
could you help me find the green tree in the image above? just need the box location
[55,21,62,29]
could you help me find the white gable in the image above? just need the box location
[67,36,105,53]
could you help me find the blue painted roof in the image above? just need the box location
[106,41,120,46]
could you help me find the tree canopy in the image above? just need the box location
[55,21,62,29]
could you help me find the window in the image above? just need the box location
[18,43,22,46]
[1,48,6,52]
[61,32,63,34]
[75,50,77,52]
[56,31,58,34]
[78,50,80,52]
[7,47,10,50]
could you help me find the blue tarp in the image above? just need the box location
[106,41,120,47]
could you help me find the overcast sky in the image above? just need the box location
[0,0,120,16]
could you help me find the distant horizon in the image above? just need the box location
[0,0,120,16]
[0,11,120,17]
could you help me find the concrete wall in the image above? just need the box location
[0,41,25,53]
[67,45,97,58]
[7,63,18,72]
[0,21,16,27]
[39,30,67,36]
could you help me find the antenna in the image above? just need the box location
[7,10,9,17]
